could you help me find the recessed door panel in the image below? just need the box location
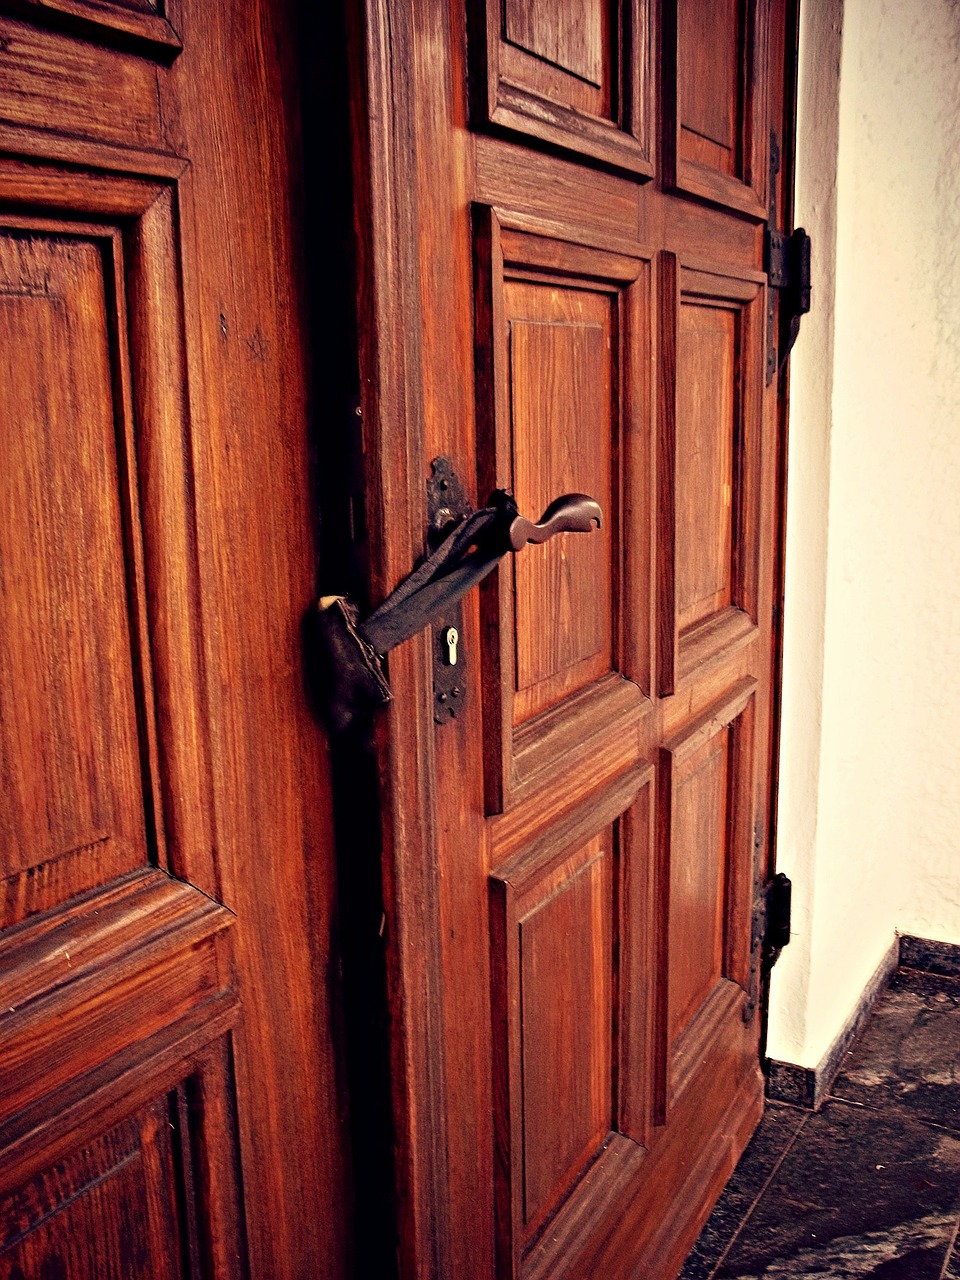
[504,0,605,85]
[0,230,149,916]
[0,1099,182,1280]
[679,0,739,170]
[660,683,758,1112]
[517,835,612,1229]
[675,302,737,631]
[668,725,730,1040]
[665,0,769,215]
[476,214,651,812]
[471,0,654,176]
[509,303,612,718]
[490,773,655,1274]
[659,261,764,694]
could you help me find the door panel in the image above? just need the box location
[1,1099,183,1280]
[0,225,150,914]
[355,0,795,1276]
[473,0,654,175]
[659,262,764,693]
[476,215,651,811]
[666,0,769,214]
[661,682,757,1109]
[0,4,348,1276]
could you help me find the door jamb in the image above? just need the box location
[760,0,802,1064]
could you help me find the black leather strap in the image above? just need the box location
[313,492,518,734]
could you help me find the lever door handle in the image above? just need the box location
[508,493,602,551]
[312,466,603,733]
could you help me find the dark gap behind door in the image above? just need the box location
[297,4,398,1275]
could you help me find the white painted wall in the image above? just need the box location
[768,0,960,1069]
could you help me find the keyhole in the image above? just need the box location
[443,626,459,666]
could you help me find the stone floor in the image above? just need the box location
[680,967,960,1279]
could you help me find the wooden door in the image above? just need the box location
[353,0,796,1276]
[0,3,349,1277]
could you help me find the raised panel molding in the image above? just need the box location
[470,0,654,177]
[657,255,764,696]
[656,680,756,1117]
[0,160,217,908]
[473,207,652,813]
[489,768,654,1276]
[0,1042,244,1278]
[0,224,152,922]
[0,0,181,61]
[663,0,769,216]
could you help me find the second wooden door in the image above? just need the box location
[352,0,796,1276]
[0,3,349,1275]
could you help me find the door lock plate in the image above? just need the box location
[428,458,471,723]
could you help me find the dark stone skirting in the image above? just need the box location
[765,936,900,1109]
[899,933,960,978]
[766,932,960,1110]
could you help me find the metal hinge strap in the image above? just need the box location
[766,132,812,382]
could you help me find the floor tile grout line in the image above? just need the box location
[704,1112,813,1280]
[938,1210,960,1280]
[826,1090,960,1138]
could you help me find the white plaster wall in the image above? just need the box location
[768,0,960,1069]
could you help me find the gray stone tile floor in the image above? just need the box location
[679,967,960,1279]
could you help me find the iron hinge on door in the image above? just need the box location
[763,872,793,969]
[765,133,811,383]
[744,826,792,1021]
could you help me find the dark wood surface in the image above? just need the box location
[0,2,350,1276]
[353,0,797,1276]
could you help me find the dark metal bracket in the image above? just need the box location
[744,849,793,1023]
[427,455,471,544]
[766,133,811,384]
[763,872,793,970]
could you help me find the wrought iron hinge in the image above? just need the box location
[762,872,792,971]
[765,133,811,383]
[744,838,792,1023]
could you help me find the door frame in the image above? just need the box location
[761,0,801,1067]
[342,0,802,1272]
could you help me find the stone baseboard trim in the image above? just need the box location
[898,934,960,978]
[765,936,900,1110]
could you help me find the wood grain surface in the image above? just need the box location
[352,0,798,1276]
[0,1,351,1276]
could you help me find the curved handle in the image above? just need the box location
[507,493,602,552]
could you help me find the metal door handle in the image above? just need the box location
[508,494,602,550]
[312,475,602,733]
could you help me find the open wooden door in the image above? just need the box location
[353,0,797,1276]
[0,3,349,1276]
